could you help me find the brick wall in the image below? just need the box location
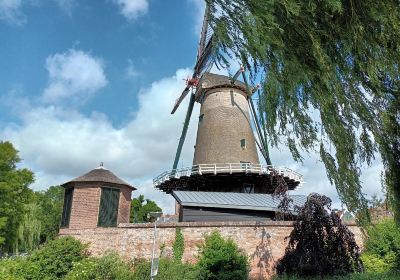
[68,184,101,229]
[59,221,363,279]
[118,185,132,224]
[65,183,132,229]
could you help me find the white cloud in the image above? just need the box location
[1,48,384,214]
[42,49,108,104]
[0,0,25,25]
[112,0,148,21]
[2,67,198,214]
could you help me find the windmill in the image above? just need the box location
[153,4,303,195]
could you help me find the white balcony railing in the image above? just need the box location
[153,163,303,188]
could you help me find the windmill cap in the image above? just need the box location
[200,72,247,90]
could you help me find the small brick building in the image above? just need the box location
[60,166,135,229]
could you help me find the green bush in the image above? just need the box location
[362,219,400,272]
[65,253,134,280]
[197,231,248,280]
[132,258,197,280]
[21,236,88,279]
[0,257,25,280]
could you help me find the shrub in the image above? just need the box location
[362,218,400,272]
[132,258,197,280]
[21,236,88,279]
[65,253,134,280]
[276,193,363,277]
[197,231,249,280]
[0,257,25,280]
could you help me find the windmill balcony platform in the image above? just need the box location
[153,163,303,193]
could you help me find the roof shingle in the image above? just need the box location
[62,166,135,190]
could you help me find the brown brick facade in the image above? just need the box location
[68,184,101,229]
[193,87,260,165]
[64,182,132,229]
[59,221,363,280]
[118,185,132,224]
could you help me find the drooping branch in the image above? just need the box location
[206,0,400,224]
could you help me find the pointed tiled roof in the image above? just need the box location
[62,166,135,190]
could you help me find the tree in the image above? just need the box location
[206,0,400,224]
[276,193,363,277]
[361,219,400,272]
[130,195,162,223]
[197,231,249,280]
[36,186,64,243]
[0,141,34,253]
[14,186,64,253]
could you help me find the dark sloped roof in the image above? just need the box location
[172,191,306,213]
[62,167,135,190]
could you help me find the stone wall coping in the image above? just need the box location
[116,220,358,228]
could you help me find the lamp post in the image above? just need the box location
[149,211,162,280]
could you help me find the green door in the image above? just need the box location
[98,187,120,227]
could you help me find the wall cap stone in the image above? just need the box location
[117,220,358,228]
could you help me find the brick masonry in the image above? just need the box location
[59,221,363,279]
[193,87,260,165]
[64,183,132,229]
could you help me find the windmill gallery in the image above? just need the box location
[58,4,363,280]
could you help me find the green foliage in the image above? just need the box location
[15,203,42,253]
[130,194,162,223]
[207,0,400,224]
[36,186,64,243]
[65,253,134,280]
[132,258,197,280]
[172,227,184,262]
[0,257,25,280]
[0,141,34,253]
[360,253,391,273]
[362,219,400,272]
[20,236,88,279]
[14,186,64,253]
[197,231,248,280]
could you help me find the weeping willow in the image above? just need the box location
[14,203,41,253]
[206,0,400,224]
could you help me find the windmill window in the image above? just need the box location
[240,139,247,149]
[61,187,74,228]
[242,183,254,193]
[199,114,204,123]
[98,187,120,227]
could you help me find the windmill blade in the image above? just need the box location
[193,35,214,76]
[170,4,215,114]
[197,3,211,61]
[172,92,196,171]
[171,86,190,114]
[241,71,272,165]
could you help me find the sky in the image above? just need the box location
[0,0,383,213]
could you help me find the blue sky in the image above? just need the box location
[0,0,201,124]
[0,0,383,213]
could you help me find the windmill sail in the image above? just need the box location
[171,4,215,171]
[171,4,214,114]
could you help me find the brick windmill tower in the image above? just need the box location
[154,4,304,221]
